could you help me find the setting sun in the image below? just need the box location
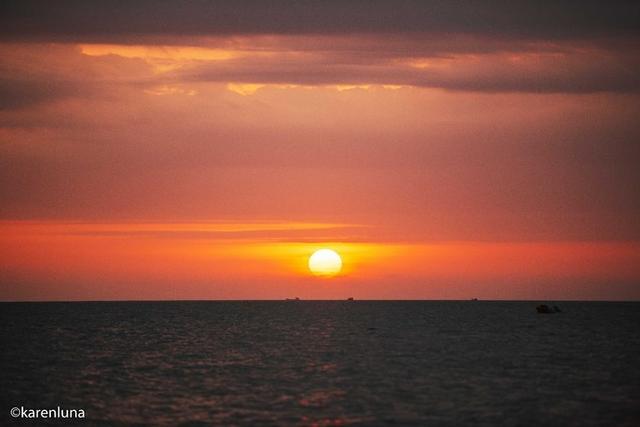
[308,249,343,277]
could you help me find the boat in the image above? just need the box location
[285,297,300,301]
[536,304,561,314]
[347,297,354,301]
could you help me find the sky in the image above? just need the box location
[1,1,639,300]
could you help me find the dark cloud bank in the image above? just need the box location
[1,0,638,41]
[1,1,639,95]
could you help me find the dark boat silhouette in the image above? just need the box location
[285,297,300,301]
[536,304,561,314]
[347,297,354,301]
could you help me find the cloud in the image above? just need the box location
[0,77,81,110]
[173,43,640,94]
[0,220,366,242]
[1,80,639,242]
[1,1,638,41]
[0,43,155,112]
[9,35,627,95]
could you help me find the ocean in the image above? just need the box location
[1,301,638,426]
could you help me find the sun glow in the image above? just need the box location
[308,249,343,277]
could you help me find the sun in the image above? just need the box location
[308,249,343,277]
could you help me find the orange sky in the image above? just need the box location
[1,220,639,300]
[1,2,639,300]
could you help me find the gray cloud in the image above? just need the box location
[176,49,640,94]
[0,77,82,110]
[1,0,638,42]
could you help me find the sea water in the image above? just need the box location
[1,301,638,426]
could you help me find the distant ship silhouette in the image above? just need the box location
[536,304,561,313]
